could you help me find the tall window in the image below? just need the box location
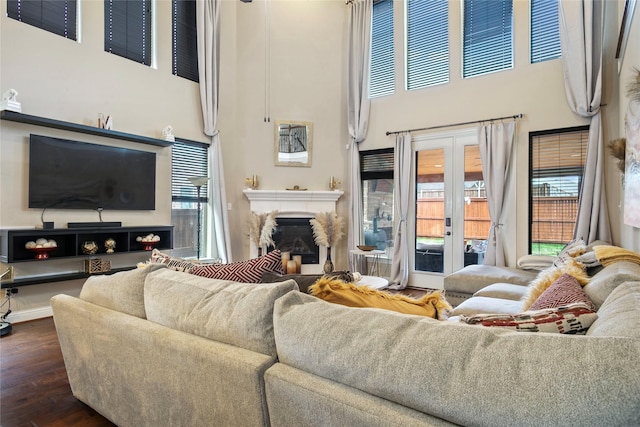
[529,126,589,256]
[7,0,77,40]
[406,0,448,90]
[369,0,394,98]
[463,0,513,78]
[361,148,394,250]
[172,0,199,82]
[105,0,152,66]
[531,0,561,63]
[171,141,209,258]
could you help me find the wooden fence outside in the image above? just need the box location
[416,197,578,244]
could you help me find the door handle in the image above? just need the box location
[445,231,451,236]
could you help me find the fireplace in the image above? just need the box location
[267,218,319,265]
[243,189,343,273]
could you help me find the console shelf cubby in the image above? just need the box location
[0,226,173,263]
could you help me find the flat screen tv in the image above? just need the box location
[29,134,156,210]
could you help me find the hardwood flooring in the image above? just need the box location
[0,317,114,427]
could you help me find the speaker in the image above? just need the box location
[42,222,54,229]
[68,222,122,229]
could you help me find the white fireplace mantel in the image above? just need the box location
[243,189,344,272]
[242,189,343,216]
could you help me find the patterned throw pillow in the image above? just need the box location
[190,250,283,283]
[459,302,598,334]
[529,273,596,311]
[147,249,206,273]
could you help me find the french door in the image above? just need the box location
[410,129,489,289]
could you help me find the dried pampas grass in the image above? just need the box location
[310,212,344,247]
[249,210,278,248]
[607,138,627,173]
[628,68,640,102]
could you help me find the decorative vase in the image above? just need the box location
[323,246,334,274]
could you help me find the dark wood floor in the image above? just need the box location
[0,317,115,427]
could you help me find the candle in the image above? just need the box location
[281,252,290,273]
[293,255,302,274]
[287,260,297,275]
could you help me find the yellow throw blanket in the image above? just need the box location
[593,245,640,267]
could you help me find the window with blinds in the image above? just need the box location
[172,0,199,82]
[369,0,394,99]
[171,141,209,203]
[529,126,589,256]
[406,0,448,90]
[463,0,513,78]
[7,0,77,40]
[361,148,394,244]
[531,0,561,63]
[104,0,152,66]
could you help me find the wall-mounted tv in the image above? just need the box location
[29,134,156,210]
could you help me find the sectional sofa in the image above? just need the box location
[51,253,640,426]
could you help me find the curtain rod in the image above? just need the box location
[385,113,524,136]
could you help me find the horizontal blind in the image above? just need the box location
[8,0,77,40]
[463,0,513,78]
[361,148,394,180]
[171,141,209,202]
[531,0,561,63]
[369,0,394,98]
[172,0,199,82]
[407,0,449,90]
[105,0,152,66]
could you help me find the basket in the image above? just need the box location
[84,258,112,274]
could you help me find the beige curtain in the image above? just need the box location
[387,133,412,289]
[478,121,515,267]
[558,0,611,245]
[196,0,232,262]
[347,0,372,271]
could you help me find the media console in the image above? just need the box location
[0,226,173,288]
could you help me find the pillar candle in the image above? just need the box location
[286,260,297,275]
[292,255,302,274]
[281,252,290,273]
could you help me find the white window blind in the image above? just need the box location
[531,0,561,63]
[7,0,77,40]
[171,141,209,202]
[369,0,394,98]
[463,0,513,78]
[105,0,152,66]
[406,0,448,90]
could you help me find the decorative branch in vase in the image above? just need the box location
[249,210,278,256]
[310,212,344,274]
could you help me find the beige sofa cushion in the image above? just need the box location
[79,264,167,318]
[472,282,528,300]
[144,268,298,357]
[587,281,640,338]
[443,264,537,295]
[273,291,640,427]
[450,296,523,316]
[583,261,640,309]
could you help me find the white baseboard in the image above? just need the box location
[6,305,53,323]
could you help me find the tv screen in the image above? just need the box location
[29,134,156,210]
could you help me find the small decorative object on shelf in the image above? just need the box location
[245,175,259,189]
[162,125,175,142]
[329,176,341,191]
[293,255,302,273]
[281,251,290,272]
[105,238,116,254]
[25,238,58,259]
[1,88,21,112]
[98,113,112,130]
[85,258,111,274]
[136,234,161,251]
[82,241,99,255]
[286,185,307,191]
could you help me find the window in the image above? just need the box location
[529,126,589,256]
[104,0,152,66]
[171,140,209,258]
[369,0,394,98]
[463,0,513,78]
[406,0,448,90]
[7,0,77,40]
[172,0,199,82]
[531,0,561,63]
[361,148,394,250]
